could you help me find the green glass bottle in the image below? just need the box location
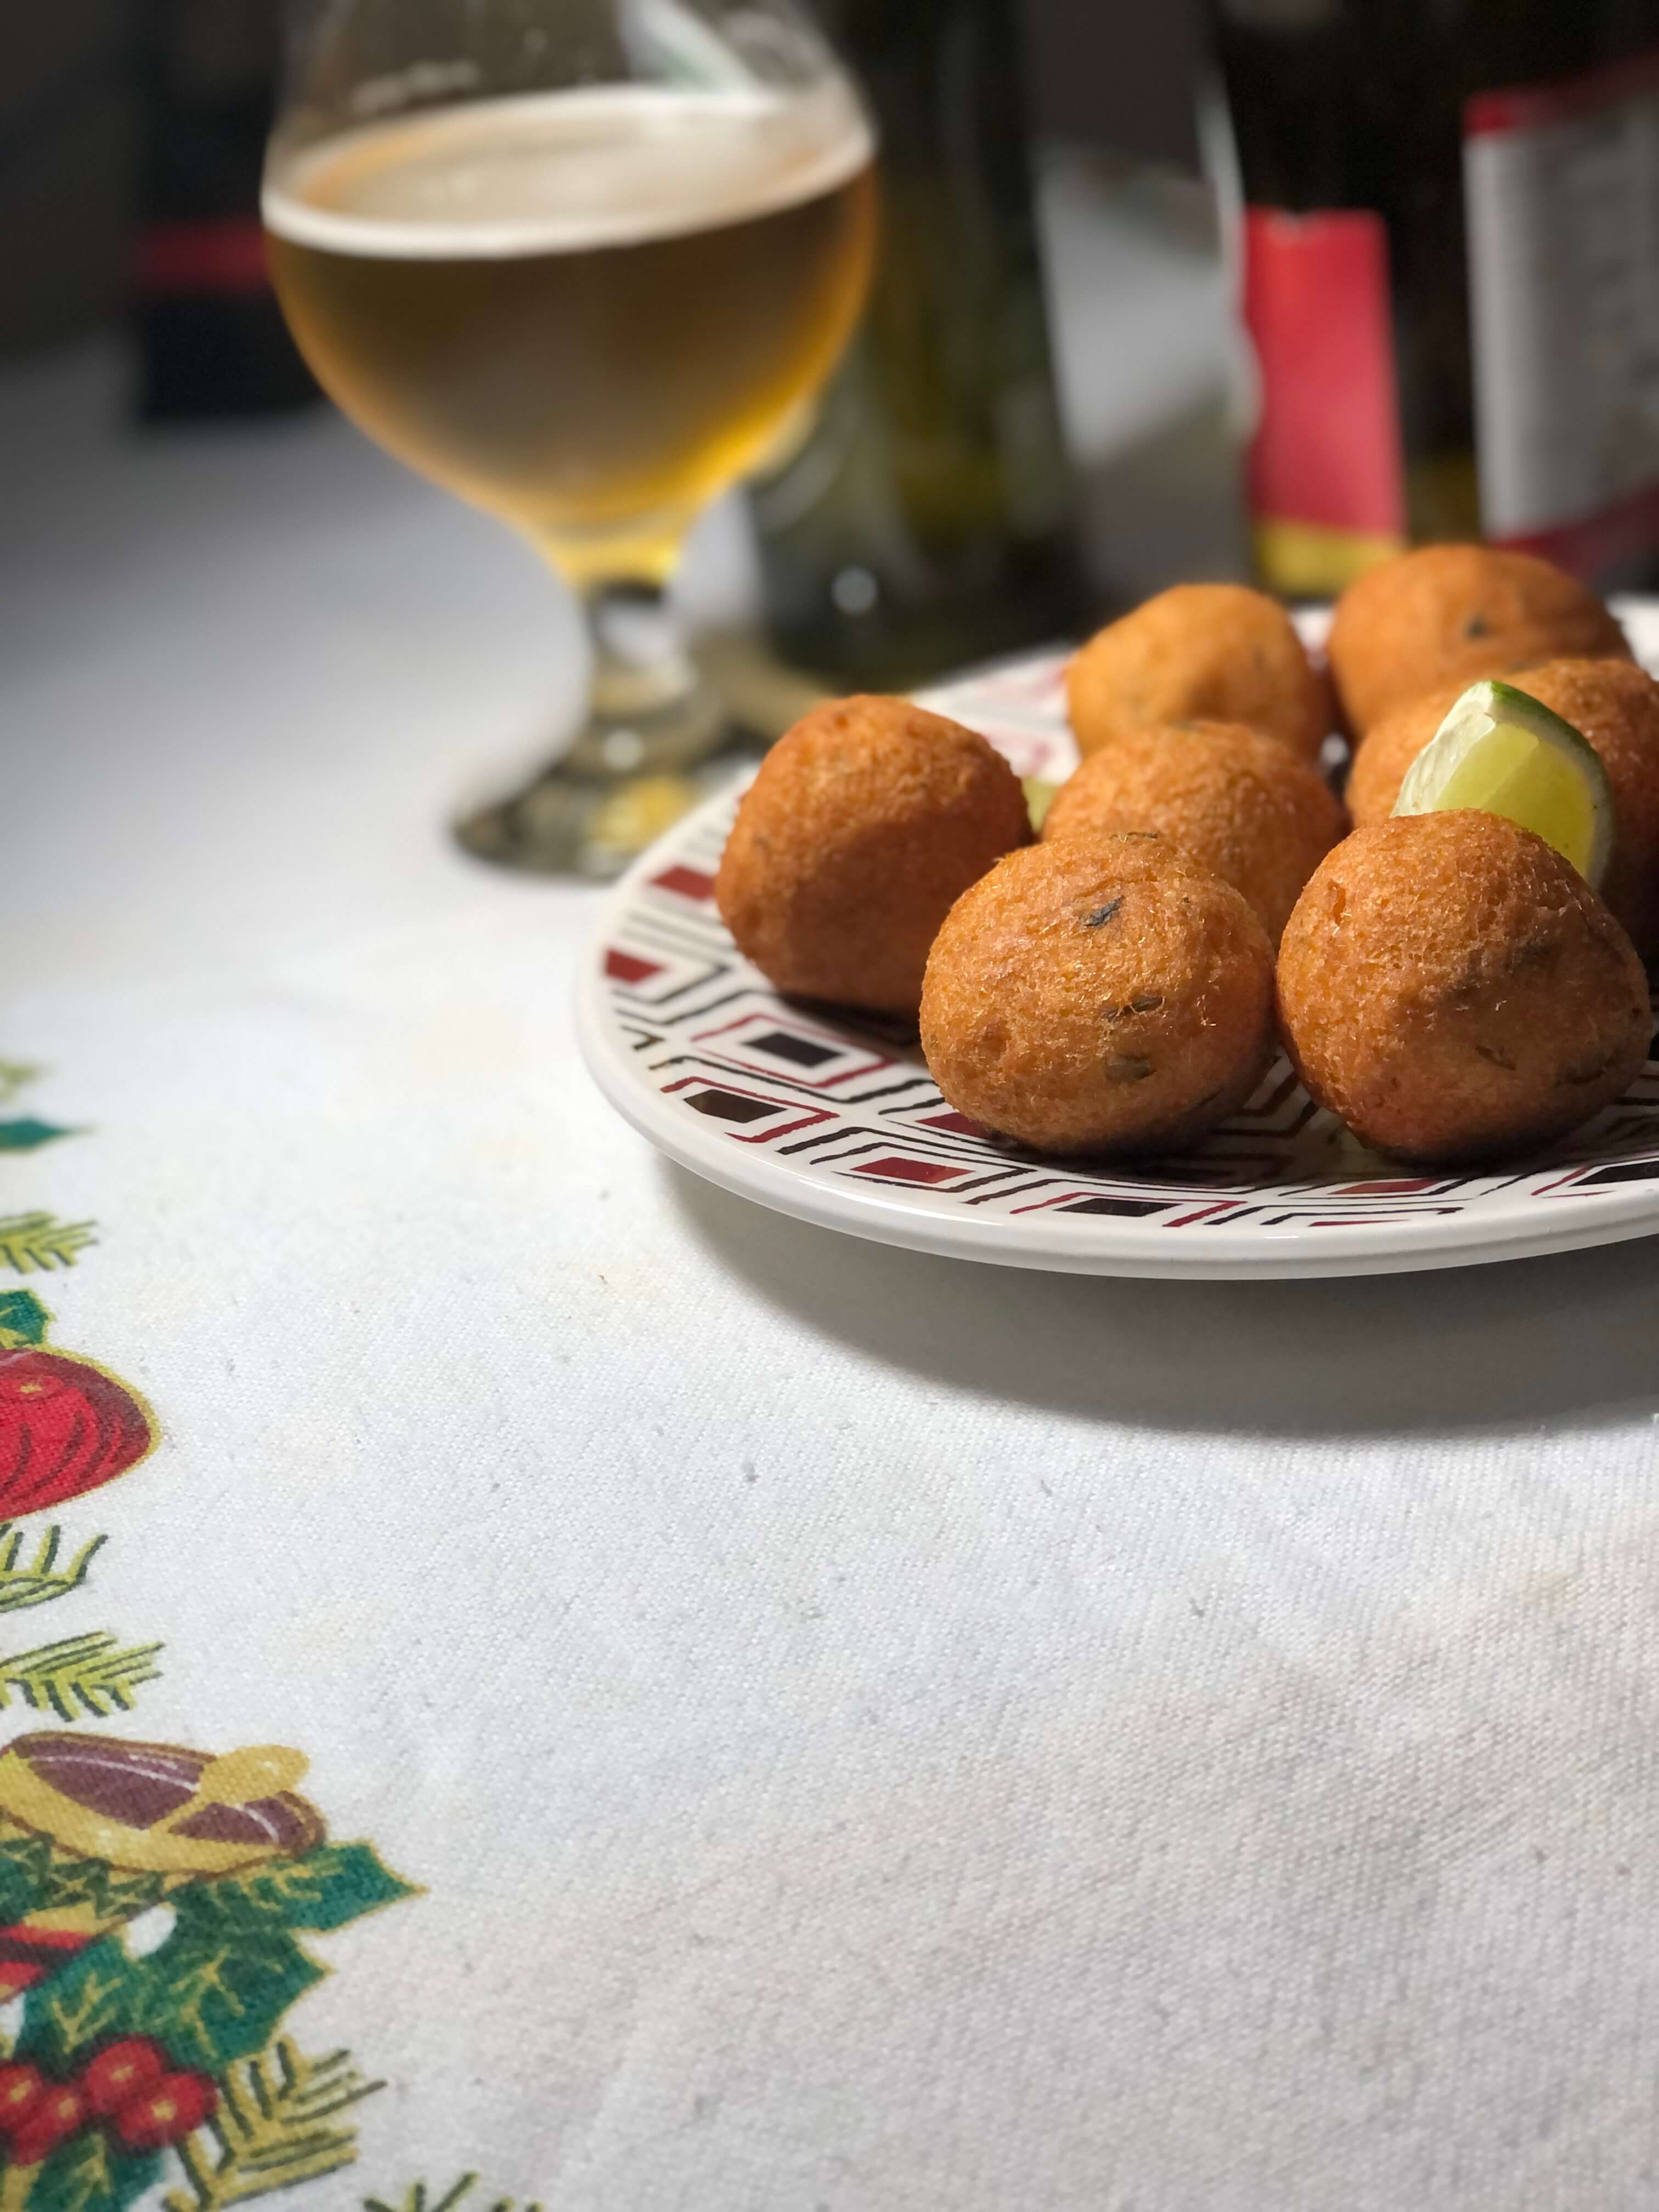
[749,0,1086,687]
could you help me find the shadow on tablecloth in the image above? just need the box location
[665,1160,1659,1441]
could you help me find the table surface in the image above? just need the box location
[6,346,1659,2212]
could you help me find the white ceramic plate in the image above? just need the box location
[578,603,1659,1279]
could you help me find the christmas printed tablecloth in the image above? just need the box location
[15,359,1659,2212]
[0,1064,432,2212]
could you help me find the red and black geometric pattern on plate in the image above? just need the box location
[600,753,1659,1242]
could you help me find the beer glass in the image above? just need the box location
[264,0,876,874]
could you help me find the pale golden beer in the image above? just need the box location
[264,86,875,579]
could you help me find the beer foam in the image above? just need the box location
[263,82,872,259]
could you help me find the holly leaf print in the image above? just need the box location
[0,1832,166,1927]
[0,1120,76,1154]
[190,1844,418,1939]
[22,2129,159,2212]
[0,1831,59,1924]
[0,1293,48,1348]
[18,1915,324,2077]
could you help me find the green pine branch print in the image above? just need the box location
[0,1631,162,1722]
[0,1527,106,1616]
[0,1215,95,1274]
[0,1065,41,1108]
[364,2182,545,2212]
[164,2043,383,2212]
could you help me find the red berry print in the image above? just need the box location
[8,2082,84,2166]
[0,1348,154,1514]
[0,2063,44,2137]
[110,2070,216,2152]
[78,2038,167,2118]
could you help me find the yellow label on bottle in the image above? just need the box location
[1253,517,1407,598]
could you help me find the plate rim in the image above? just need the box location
[575,805,1659,1282]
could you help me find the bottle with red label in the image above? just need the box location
[1209,0,1659,597]
[136,0,318,421]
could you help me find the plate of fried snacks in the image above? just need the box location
[579,549,1659,1278]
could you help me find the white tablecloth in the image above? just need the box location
[5,347,1659,2212]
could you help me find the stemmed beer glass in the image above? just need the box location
[264,0,876,875]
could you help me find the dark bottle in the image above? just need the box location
[749,0,1086,687]
[1211,0,1659,596]
[136,0,318,421]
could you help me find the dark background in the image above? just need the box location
[0,0,1207,363]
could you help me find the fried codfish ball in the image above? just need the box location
[1278,813,1651,1164]
[1347,657,1659,964]
[1327,544,1629,733]
[1066,584,1329,763]
[1042,719,1345,947]
[715,695,1030,1015]
[919,836,1276,1155]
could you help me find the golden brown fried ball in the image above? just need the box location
[1347,657,1659,965]
[919,836,1276,1156]
[715,695,1029,1015]
[1327,544,1629,733]
[1042,719,1345,946]
[1278,813,1651,1164]
[1066,583,1329,763]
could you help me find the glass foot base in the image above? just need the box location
[454,732,766,879]
[453,631,829,881]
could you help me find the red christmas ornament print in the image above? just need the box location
[0,1297,154,1515]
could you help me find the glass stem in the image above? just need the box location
[558,579,725,778]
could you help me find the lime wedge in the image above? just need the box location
[1392,677,1614,887]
